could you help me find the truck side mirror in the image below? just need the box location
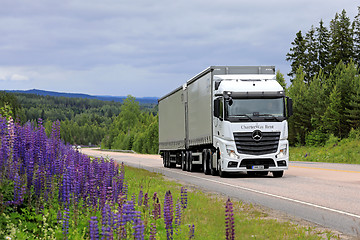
[287,97,293,117]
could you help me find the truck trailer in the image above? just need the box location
[158,66,293,178]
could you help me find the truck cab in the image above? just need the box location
[213,74,292,177]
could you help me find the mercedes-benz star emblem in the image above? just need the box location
[252,130,263,141]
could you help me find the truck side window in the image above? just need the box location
[214,98,223,120]
[219,98,223,120]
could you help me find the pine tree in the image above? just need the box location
[329,10,354,69]
[304,26,319,84]
[276,70,287,91]
[323,85,342,137]
[346,76,360,129]
[316,19,330,75]
[353,7,360,65]
[287,67,310,144]
[286,31,307,81]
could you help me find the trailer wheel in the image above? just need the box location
[188,151,194,172]
[181,151,186,171]
[203,149,211,175]
[164,151,170,168]
[185,151,191,172]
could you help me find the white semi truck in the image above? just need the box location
[158,66,293,178]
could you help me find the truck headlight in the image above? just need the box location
[226,146,238,159]
[277,145,287,158]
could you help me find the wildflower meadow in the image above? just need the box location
[0,117,194,239]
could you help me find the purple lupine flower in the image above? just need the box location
[164,190,173,240]
[89,216,99,240]
[143,192,149,210]
[188,224,195,239]
[133,215,145,240]
[101,226,113,240]
[138,186,143,206]
[102,203,113,228]
[174,199,182,230]
[12,172,25,205]
[152,193,161,220]
[149,222,157,240]
[225,198,235,240]
[106,186,113,204]
[62,208,70,240]
[123,200,136,223]
[181,187,188,210]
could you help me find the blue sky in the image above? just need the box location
[0,0,358,97]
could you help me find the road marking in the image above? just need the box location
[166,169,360,220]
[291,165,360,173]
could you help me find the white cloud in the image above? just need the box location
[0,0,358,96]
[10,74,29,81]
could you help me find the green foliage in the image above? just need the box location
[275,70,287,91]
[290,137,360,164]
[0,91,24,121]
[287,58,360,146]
[102,95,159,154]
[305,130,328,146]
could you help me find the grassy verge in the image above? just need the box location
[290,138,360,164]
[125,165,338,239]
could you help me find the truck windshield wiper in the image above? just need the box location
[234,114,254,121]
[259,114,282,121]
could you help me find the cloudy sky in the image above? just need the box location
[0,0,358,97]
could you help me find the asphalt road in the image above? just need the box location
[81,148,360,238]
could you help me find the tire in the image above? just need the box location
[210,150,218,176]
[163,152,169,168]
[188,151,194,172]
[203,149,211,175]
[163,153,166,167]
[181,151,186,171]
[185,151,191,172]
[272,171,284,178]
[218,160,227,178]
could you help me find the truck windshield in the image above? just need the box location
[225,98,285,122]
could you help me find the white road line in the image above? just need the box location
[166,168,360,220]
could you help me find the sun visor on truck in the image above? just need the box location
[225,91,285,98]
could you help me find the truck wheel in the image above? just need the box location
[181,152,186,171]
[167,152,171,168]
[272,171,284,178]
[163,152,168,168]
[203,149,211,175]
[218,160,227,178]
[185,151,191,172]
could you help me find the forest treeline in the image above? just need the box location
[0,92,158,153]
[284,7,360,145]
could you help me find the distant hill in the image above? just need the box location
[5,89,158,104]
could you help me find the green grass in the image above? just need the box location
[290,138,360,164]
[125,165,338,239]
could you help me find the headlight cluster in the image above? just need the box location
[277,145,287,158]
[226,146,238,159]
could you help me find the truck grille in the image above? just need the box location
[234,132,280,155]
